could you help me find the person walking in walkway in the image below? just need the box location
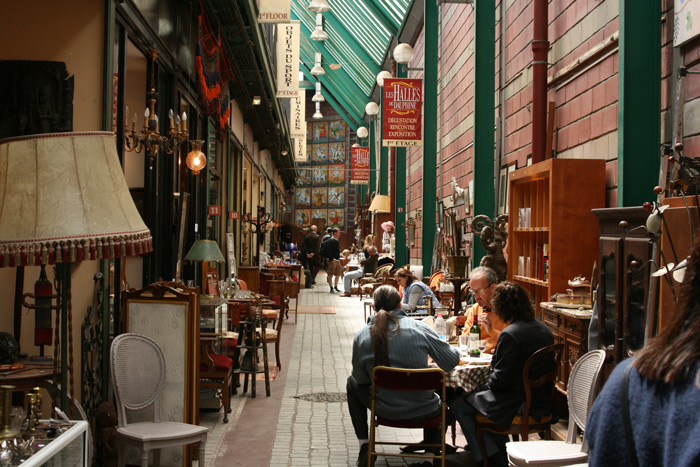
[325,228,342,293]
[340,245,378,297]
[347,285,460,467]
[302,225,321,284]
[586,237,700,466]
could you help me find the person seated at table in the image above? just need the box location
[450,282,555,467]
[461,266,507,354]
[585,237,700,466]
[347,285,460,467]
[340,246,379,297]
[395,267,441,312]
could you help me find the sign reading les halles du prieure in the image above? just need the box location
[258,0,290,23]
[276,21,300,97]
[350,146,369,185]
[382,78,423,147]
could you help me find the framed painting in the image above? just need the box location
[328,142,345,163]
[306,142,313,161]
[311,143,328,164]
[295,209,311,227]
[311,187,328,207]
[307,122,313,142]
[329,120,345,141]
[311,166,327,186]
[296,167,312,186]
[328,208,344,228]
[295,187,311,207]
[312,122,328,142]
[328,187,345,207]
[327,164,345,185]
[311,209,327,221]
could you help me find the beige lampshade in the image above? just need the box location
[0,132,152,267]
[368,194,391,213]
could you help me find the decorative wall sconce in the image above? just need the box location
[124,49,189,163]
[186,140,207,174]
[252,96,262,105]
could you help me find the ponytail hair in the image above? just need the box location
[371,285,402,366]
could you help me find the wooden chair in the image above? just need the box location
[285,279,300,323]
[199,334,233,422]
[369,366,447,466]
[359,264,394,299]
[262,280,287,370]
[475,343,564,467]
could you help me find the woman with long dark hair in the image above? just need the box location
[346,285,460,467]
[586,237,700,466]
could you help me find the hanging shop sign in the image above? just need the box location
[351,146,370,185]
[276,21,300,98]
[382,78,423,147]
[208,205,222,216]
[294,137,307,162]
[228,211,239,220]
[290,89,306,139]
[258,0,291,23]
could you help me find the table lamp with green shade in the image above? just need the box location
[184,239,225,295]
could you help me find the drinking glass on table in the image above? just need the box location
[478,339,487,353]
[459,334,470,358]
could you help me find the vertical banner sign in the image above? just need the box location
[351,146,370,185]
[258,0,290,23]
[294,137,307,162]
[276,21,300,98]
[382,78,423,147]
[290,89,306,139]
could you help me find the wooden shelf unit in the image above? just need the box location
[507,159,606,318]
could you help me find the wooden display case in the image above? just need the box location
[507,159,605,318]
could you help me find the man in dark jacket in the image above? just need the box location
[302,225,322,283]
[326,228,342,293]
[450,282,554,467]
[340,246,378,297]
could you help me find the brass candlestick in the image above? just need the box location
[25,393,37,433]
[0,386,14,440]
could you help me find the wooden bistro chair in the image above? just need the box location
[261,279,287,370]
[369,366,448,467]
[110,333,209,467]
[359,264,394,299]
[475,343,564,467]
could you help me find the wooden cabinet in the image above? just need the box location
[541,302,590,393]
[507,159,606,318]
[592,207,652,371]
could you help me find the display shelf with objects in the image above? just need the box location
[507,159,605,318]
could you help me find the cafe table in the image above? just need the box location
[445,356,491,392]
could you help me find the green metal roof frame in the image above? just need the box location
[291,0,413,128]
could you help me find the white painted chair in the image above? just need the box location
[506,350,606,466]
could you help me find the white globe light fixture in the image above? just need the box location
[365,101,379,116]
[312,81,325,102]
[393,42,415,64]
[352,143,360,148]
[376,70,392,87]
[356,126,368,139]
[310,13,328,41]
[308,0,331,12]
[312,101,323,119]
[311,52,325,76]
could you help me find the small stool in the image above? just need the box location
[363,299,374,322]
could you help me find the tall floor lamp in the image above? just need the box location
[0,132,153,410]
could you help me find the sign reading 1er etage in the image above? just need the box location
[382,78,423,147]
